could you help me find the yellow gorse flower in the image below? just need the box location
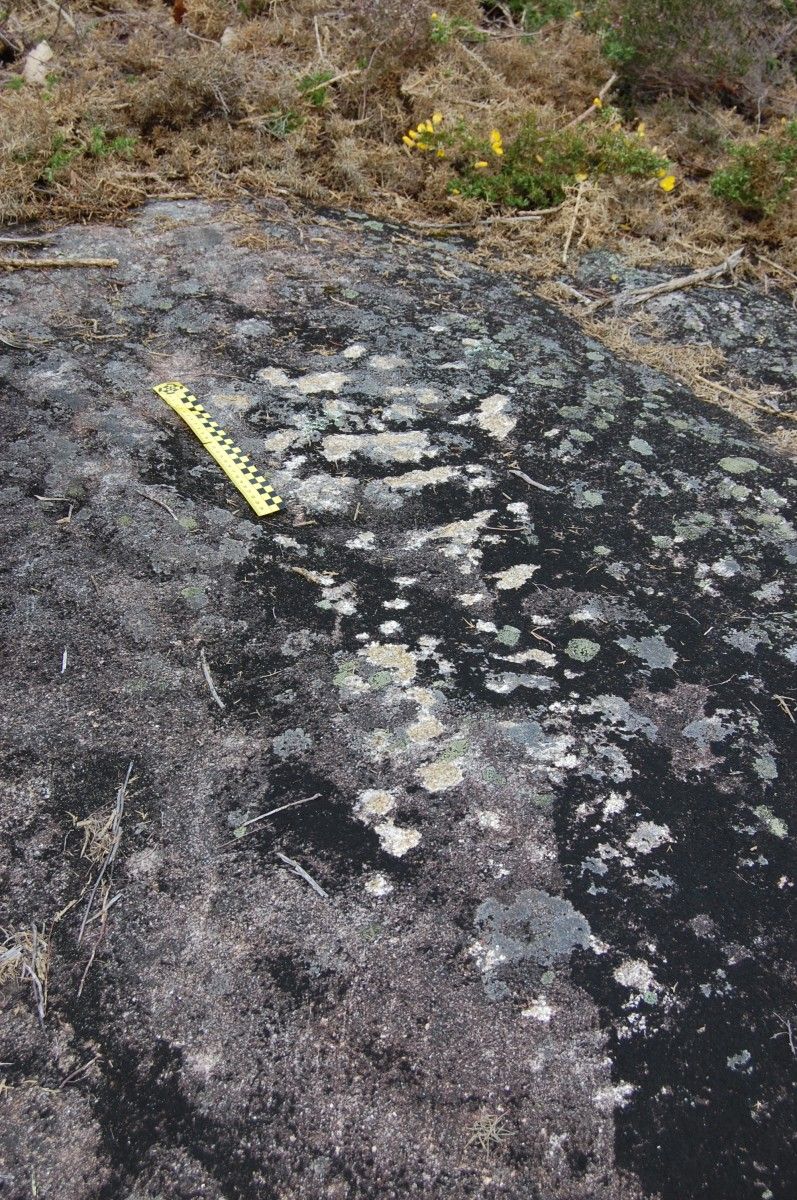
[402,113,445,151]
[474,160,489,169]
[592,97,603,108]
[490,129,504,156]
[659,174,677,192]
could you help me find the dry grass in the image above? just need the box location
[0,926,49,1021]
[1,0,795,440]
[71,804,120,866]
[0,927,47,985]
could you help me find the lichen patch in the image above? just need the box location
[475,394,516,440]
[418,760,464,792]
[363,641,417,683]
[374,821,421,857]
[322,431,433,464]
[491,563,540,590]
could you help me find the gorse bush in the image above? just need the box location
[429,10,486,42]
[711,121,797,215]
[501,0,576,32]
[404,106,670,208]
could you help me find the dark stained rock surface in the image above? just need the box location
[0,200,795,1200]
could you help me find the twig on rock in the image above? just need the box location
[0,236,54,246]
[199,647,225,709]
[509,468,560,494]
[276,852,328,899]
[410,207,561,231]
[232,794,322,838]
[136,489,179,521]
[590,248,744,311]
[695,375,797,422]
[0,257,118,271]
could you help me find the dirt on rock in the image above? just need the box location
[0,200,795,1200]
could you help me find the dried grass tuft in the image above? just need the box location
[125,45,249,131]
[0,926,48,1022]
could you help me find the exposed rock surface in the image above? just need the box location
[0,200,795,1200]
[576,250,797,416]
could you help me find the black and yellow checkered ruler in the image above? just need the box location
[152,381,282,518]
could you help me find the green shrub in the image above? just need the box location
[299,70,336,107]
[42,126,136,185]
[710,121,797,215]
[429,10,486,43]
[86,125,136,159]
[589,0,793,103]
[42,133,80,184]
[452,113,668,209]
[259,109,303,139]
[504,0,576,32]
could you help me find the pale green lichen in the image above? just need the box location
[439,737,469,762]
[618,635,677,670]
[754,805,787,838]
[574,489,604,509]
[492,564,539,590]
[566,638,600,662]
[364,642,417,682]
[333,659,358,685]
[719,456,760,475]
[475,394,516,440]
[752,753,778,781]
[418,760,464,792]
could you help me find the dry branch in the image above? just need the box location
[276,852,328,899]
[0,235,54,246]
[136,489,179,521]
[233,794,322,837]
[411,206,561,231]
[695,375,797,423]
[560,74,618,130]
[589,248,745,311]
[0,257,118,271]
[509,468,560,493]
[562,181,585,266]
[199,647,225,709]
[77,762,132,947]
